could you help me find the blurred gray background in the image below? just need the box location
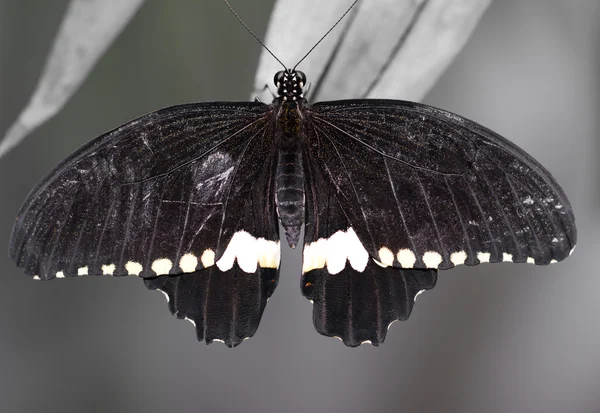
[1,1,599,412]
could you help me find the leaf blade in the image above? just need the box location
[0,0,146,158]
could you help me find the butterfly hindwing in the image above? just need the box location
[143,144,282,347]
[10,102,278,280]
[304,99,576,270]
[302,151,437,346]
[145,265,278,347]
[302,265,437,347]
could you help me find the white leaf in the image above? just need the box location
[0,0,146,158]
[253,0,492,103]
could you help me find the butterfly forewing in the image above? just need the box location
[303,99,576,271]
[10,101,281,281]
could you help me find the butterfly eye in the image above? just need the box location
[274,71,285,86]
[296,71,307,86]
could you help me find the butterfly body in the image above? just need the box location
[10,68,576,347]
[273,81,308,248]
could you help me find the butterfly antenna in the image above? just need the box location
[222,0,287,70]
[293,0,360,70]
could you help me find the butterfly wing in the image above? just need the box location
[304,99,576,271]
[10,102,281,279]
[10,101,281,345]
[300,98,575,345]
[143,163,280,347]
[144,265,278,347]
[302,149,437,346]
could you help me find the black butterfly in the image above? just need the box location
[9,62,576,347]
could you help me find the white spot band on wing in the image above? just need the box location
[378,247,394,267]
[397,249,416,269]
[201,249,215,267]
[302,227,368,274]
[422,251,442,269]
[125,261,143,276]
[179,253,198,273]
[477,252,491,263]
[450,251,467,266]
[152,258,173,275]
[502,253,513,262]
[215,231,280,273]
[102,264,116,275]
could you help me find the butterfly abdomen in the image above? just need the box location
[275,145,304,249]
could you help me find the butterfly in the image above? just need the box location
[9,63,577,347]
[9,0,577,347]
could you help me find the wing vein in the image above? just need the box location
[505,174,543,257]
[118,184,141,272]
[121,116,268,186]
[314,122,376,250]
[175,165,197,266]
[216,123,268,252]
[443,175,473,261]
[46,186,81,273]
[93,186,118,271]
[462,174,502,258]
[311,115,465,177]
[414,171,446,260]
[146,182,167,272]
[383,156,418,258]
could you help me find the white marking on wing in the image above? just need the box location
[422,251,442,268]
[102,264,116,275]
[302,228,368,274]
[378,247,394,267]
[216,231,280,273]
[56,271,65,278]
[345,228,368,272]
[236,232,259,273]
[325,230,347,275]
[78,266,88,276]
[156,288,169,303]
[257,238,280,269]
[477,252,491,263]
[201,249,215,267]
[397,249,416,269]
[179,253,198,273]
[302,238,327,273]
[151,258,173,275]
[125,261,143,276]
[450,251,467,266]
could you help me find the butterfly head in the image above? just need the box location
[274,69,306,102]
